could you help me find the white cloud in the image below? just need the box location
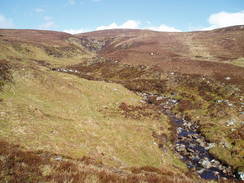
[63,28,88,34]
[203,11,244,30]
[34,8,45,13]
[68,0,76,5]
[96,20,181,32]
[0,14,14,28]
[147,24,181,32]
[64,20,140,34]
[38,16,56,30]
[96,20,140,30]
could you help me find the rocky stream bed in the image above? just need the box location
[141,92,242,181]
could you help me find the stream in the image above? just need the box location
[141,93,238,180]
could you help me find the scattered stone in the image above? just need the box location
[54,156,63,161]
[227,103,233,107]
[237,171,244,180]
[156,96,163,101]
[211,159,220,167]
[171,99,178,104]
[197,169,205,174]
[140,100,146,104]
[175,144,186,152]
[225,77,231,80]
[206,143,215,150]
[0,112,6,117]
[201,158,212,169]
[220,141,231,149]
[226,119,236,126]
[177,127,183,133]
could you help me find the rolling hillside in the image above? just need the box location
[77,26,244,65]
[77,26,244,87]
[0,26,244,182]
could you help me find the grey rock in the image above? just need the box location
[237,171,244,180]
[156,96,163,101]
[176,144,186,152]
[54,156,63,161]
[201,159,212,169]
[206,143,215,150]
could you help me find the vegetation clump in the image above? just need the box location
[0,60,12,91]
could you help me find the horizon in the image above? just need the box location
[0,0,244,34]
[1,24,244,35]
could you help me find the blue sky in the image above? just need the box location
[0,0,244,33]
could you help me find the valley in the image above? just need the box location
[0,26,243,182]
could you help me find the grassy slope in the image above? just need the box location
[0,29,194,182]
[0,62,180,169]
[0,29,94,66]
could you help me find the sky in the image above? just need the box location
[0,0,244,34]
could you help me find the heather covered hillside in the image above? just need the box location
[0,26,243,182]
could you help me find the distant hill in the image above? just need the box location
[76,26,244,89]
[77,25,244,65]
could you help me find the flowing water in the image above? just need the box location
[142,93,237,180]
[169,114,234,180]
